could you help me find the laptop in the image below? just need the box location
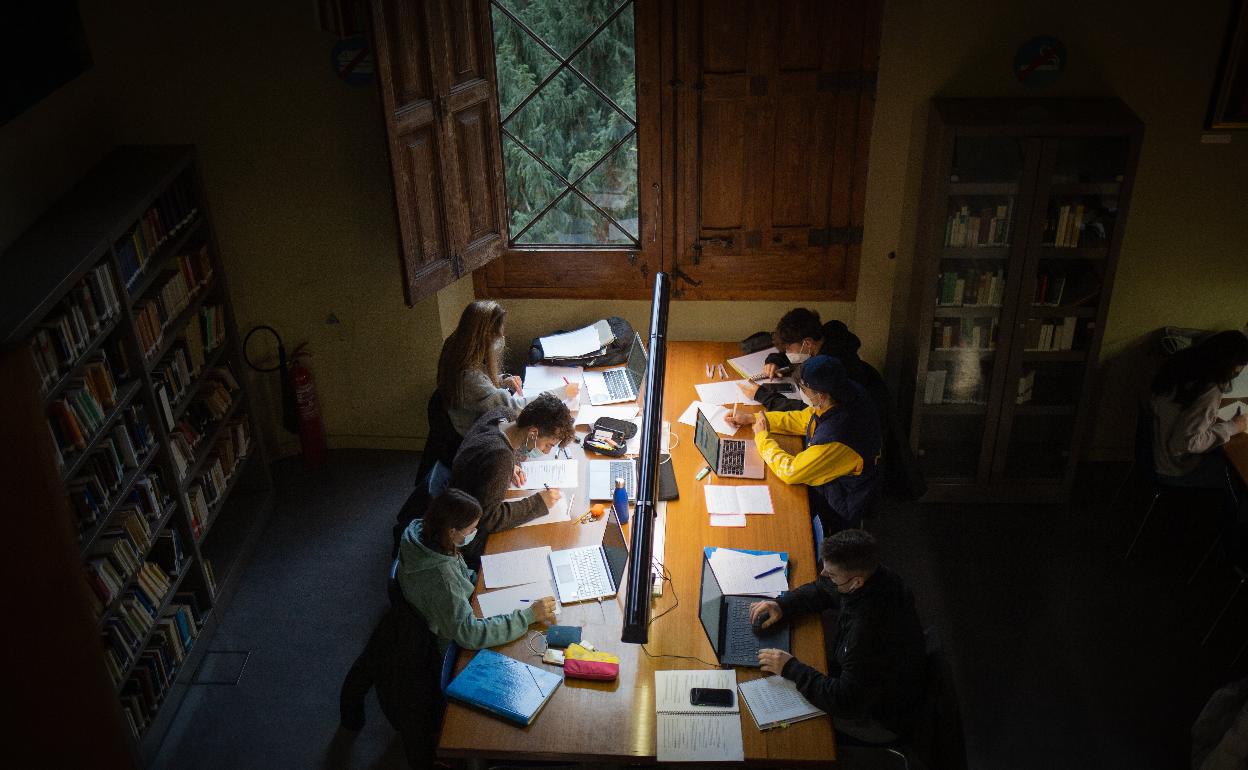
[583,333,647,405]
[693,409,765,479]
[547,508,629,603]
[587,456,680,501]
[698,552,791,667]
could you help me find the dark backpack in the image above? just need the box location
[528,316,636,368]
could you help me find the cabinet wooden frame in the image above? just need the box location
[901,99,1143,503]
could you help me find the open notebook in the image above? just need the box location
[738,675,825,731]
[654,669,744,762]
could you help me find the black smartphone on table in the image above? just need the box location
[690,687,734,707]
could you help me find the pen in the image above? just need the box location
[705,362,713,378]
[718,363,727,380]
[754,565,785,580]
[544,483,551,492]
[695,465,711,481]
[732,403,738,420]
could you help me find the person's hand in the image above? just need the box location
[725,410,754,428]
[758,648,794,676]
[762,363,780,379]
[512,464,527,487]
[506,374,524,395]
[1234,412,1248,434]
[737,380,760,400]
[752,412,769,434]
[538,487,562,508]
[749,600,782,628]
[564,381,580,400]
[531,596,558,625]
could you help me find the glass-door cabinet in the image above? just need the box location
[903,100,1142,502]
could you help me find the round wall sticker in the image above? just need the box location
[1015,36,1066,88]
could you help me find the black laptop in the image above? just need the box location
[697,552,790,667]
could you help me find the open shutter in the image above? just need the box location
[372,0,509,304]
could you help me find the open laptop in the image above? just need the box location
[587,457,679,501]
[547,508,629,604]
[583,333,647,405]
[698,552,790,667]
[694,409,765,479]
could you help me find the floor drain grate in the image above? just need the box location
[193,650,251,685]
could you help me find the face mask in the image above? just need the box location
[523,432,547,460]
[457,528,477,548]
[787,341,811,364]
[493,337,506,356]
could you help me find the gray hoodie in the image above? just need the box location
[397,519,535,654]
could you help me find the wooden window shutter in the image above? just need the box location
[372,0,509,304]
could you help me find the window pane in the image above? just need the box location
[492,0,638,247]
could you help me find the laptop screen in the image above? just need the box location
[693,409,720,469]
[625,333,648,388]
[601,507,629,588]
[698,553,724,657]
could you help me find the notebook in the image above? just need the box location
[654,669,745,763]
[445,649,563,726]
[738,675,825,731]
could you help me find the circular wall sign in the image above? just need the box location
[1014,36,1066,88]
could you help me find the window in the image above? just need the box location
[491,0,639,247]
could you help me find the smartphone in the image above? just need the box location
[690,687,734,708]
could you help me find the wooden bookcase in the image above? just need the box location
[0,146,273,764]
[900,99,1143,503]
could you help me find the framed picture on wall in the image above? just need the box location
[1209,0,1248,129]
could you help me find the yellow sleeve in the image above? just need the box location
[763,407,815,436]
[754,430,864,486]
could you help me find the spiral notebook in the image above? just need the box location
[654,669,744,762]
[738,675,825,731]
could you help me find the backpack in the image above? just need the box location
[528,316,636,368]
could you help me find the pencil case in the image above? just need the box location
[563,643,619,681]
[585,422,628,457]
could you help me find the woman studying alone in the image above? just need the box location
[437,300,578,436]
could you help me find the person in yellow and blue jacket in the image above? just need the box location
[731,355,882,534]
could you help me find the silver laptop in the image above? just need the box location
[693,409,765,479]
[583,333,647,405]
[547,509,629,603]
[587,458,637,501]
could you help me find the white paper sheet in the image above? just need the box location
[708,548,787,596]
[726,347,779,380]
[476,580,561,619]
[738,675,824,730]
[703,485,774,515]
[1229,367,1248,398]
[515,494,572,527]
[710,513,747,527]
[655,669,739,713]
[625,419,671,456]
[656,713,745,763]
[523,365,583,395]
[1219,400,1246,422]
[677,401,737,435]
[508,459,579,490]
[694,380,760,407]
[573,403,639,426]
[538,325,604,358]
[481,546,553,589]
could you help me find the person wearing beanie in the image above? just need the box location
[731,355,883,533]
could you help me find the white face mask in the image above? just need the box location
[457,528,478,547]
[787,341,812,365]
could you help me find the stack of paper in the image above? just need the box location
[476,579,561,619]
[481,546,553,589]
[705,485,773,514]
[694,380,760,407]
[738,675,825,731]
[515,494,573,528]
[726,347,778,380]
[508,459,579,489]
[655,669,744,763]
[523,364,583,395]
[677,401,737,435]
[538,321,613,360]
[708,548,788,596]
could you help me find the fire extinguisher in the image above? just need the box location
[245,326,327,468]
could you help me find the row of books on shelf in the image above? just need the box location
[931,317,998,351]
[72,466,168,538]
[1022,317,1083,351]
[188,420,252,539]
[119,596,206,740]
[943,202,1012,247]
[157,365,238,434]
[30,263,123,391]
[922,365,987,405]
[168,380,239,481]
[85,511,160,615]
[151,332,213,428]
[66,406,158,528]
[1041,203,1113,248]
[936,268,1005,307]
[135,252,215,360]
[116,172,201,290]
[46,354,134,460]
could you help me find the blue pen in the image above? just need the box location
[754,565,785,580]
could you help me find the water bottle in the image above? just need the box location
[612,477,630,525]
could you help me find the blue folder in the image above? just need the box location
[445,649,564,726]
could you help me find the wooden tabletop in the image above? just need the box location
[437,341,836,765]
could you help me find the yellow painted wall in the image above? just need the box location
[3,0,1245,462]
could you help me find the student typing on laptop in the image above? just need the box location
[727,355,881,536]
[752,530,924,746]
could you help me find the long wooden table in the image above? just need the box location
[437,341,836,765]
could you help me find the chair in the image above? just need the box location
[906,627,968,770]
[393,459,452,558]
[413,389,463,489]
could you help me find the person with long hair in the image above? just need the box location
[437,300,578,436]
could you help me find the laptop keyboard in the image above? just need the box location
[602,368,633,399]
[720,440,746,476]
[611,460,636,496]
[568,549,608,598]
[723,600,761,661]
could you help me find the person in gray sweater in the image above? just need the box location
[437,300,578,436]
[451,394,576,567]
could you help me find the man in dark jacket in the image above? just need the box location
[741,309,926,501]
[753,529,926,744]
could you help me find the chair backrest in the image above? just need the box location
[387,556,402,607]
[426,389,463,466]
[440,640,461,693]
[1134,402,1160,486]
[907,627,967,770]
[811,514,825,567]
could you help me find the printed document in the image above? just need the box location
[523,365,583,395]
[738,675,824,730]
[481,546,553,589]
[694,380,760,407]
[476,580,561,619]
[509,459,579,490]
[704,485,774,515]
[708,548,787,596]
[655,669,743,763]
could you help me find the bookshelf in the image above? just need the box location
[0,146,273,765]
[901,100,1143,503]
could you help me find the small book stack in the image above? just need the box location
[944,202,1012,247]
[135,244,215,361]
[930,317,998,350]
[936,268,1005,307]
[118,594,205,739]
[29,264,122,392]
[1021,317,1083,351]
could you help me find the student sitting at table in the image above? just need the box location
[729,355,882,534]
[451,393,575,567]
[438,299,579,437]
[740,309,924,501]
[752,529,925,745]
[1150,329,1248,562]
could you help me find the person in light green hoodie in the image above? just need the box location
[398,487,557,654]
